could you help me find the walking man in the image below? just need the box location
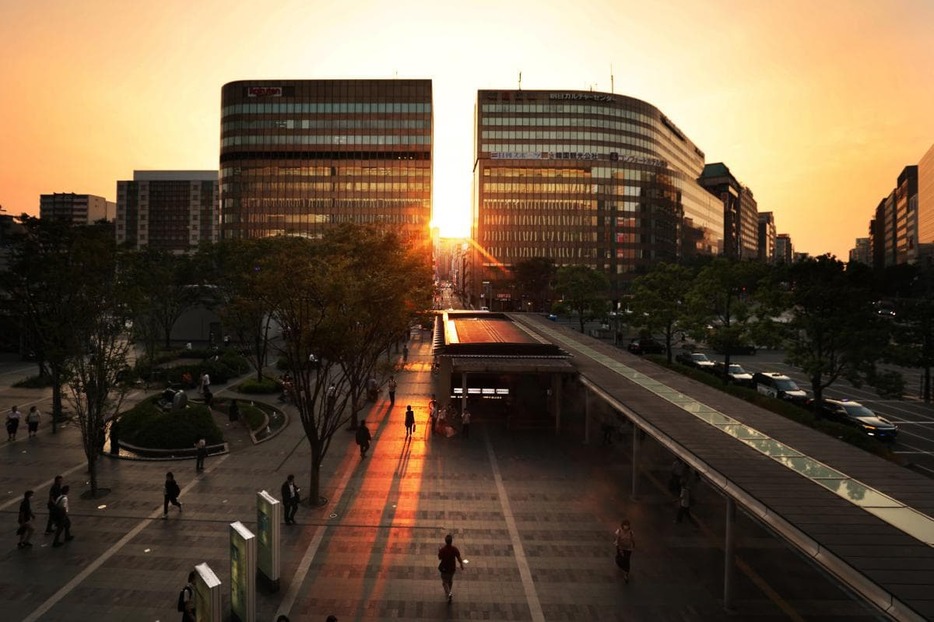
[461,408,471,439]
[404,405,415,439]
[17,490,35,549]
[387,376,397,406]
[437,533,465,602]
[355,420,372,458]
[6,405,21,441]
[195,438,207,471]
[281,474,300,525]
[51,485,73,547]
[45,475,63,534]
[199,371,211,397]
[614,518,635,583]
[427,394,438,435]
[163,472,183,518]
[402,344,409,363]
[26,406,41,438]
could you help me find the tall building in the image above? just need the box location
[916,143,934,261]
[896,166,918,264]
[758,211,776,263]
[774,233,793,264]
[116,171,218,253]
[472,89,722,307]
[849,237,871,265]
[219,79,432,248]
[699,163,758,260]
[39,193,113,225]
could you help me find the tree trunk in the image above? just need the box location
[51,369,63,434]
[87,452,98,497]
[307,442,322,506]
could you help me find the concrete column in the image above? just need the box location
[460,372,468,415]
[724,496,736,611]
[437,356,453,408]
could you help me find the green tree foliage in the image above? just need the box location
[781,256,888,404]
[513,257,555,312]
[554,265,611,333]
[629,262,693,363]
[884,263,934,401]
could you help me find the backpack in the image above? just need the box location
[176,585,191,612]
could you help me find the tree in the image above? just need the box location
[554,265,611,333]
[628,262,694,363]
[513,257,555,312]
[782,256,888,405]
[884,263,934,401]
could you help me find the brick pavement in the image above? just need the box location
[0,336,881,621]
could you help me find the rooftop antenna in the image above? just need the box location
[610,64,614,94]
[518,71,522,90]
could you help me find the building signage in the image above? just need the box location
[247,86,283,97]
[549,93,614,102]
[488,151,666,167]
[491,152,547,160]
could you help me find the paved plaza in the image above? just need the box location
[0,331,882,621]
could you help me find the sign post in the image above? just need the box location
[256,490,281,591]
[229,521,256,622]
[194,562,222,622]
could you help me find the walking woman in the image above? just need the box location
[614,518,635,583]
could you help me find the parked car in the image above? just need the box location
[812,398,899,442]
[675,351,716,371]
[752,372,808,404]
[712,343,757,355]
[628,337,664,355]
[714,362,754,386]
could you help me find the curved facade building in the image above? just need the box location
[220,80,432,244]
[472,89,723,305]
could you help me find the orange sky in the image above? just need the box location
[2,0,933,259]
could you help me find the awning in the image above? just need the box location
[449,356,577,374]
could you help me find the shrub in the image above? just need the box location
[14,375,55,389]
[238,376,280,394]
[118,397,223,450]
[239,402,268,432]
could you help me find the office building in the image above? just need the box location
[699,163,758,260]
[472,89,722,306]
[849,237,871,265]
[758,212,776,263]
[219,79,432,248]
[39,193,113,225]
[774,233,793,264]
[116,171,218,253]
[916,144,934,262]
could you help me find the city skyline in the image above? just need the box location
[2,0,933,259]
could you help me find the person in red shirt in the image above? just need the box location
[437,533,465,602]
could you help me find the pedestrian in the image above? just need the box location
[26,406,40,438]
[281,474,300,525]
[387,376,397,406]
[668,458,686,495]
[109,417,121,455]
[614,518,635,582]
[366,376,378,402]
[228,398,240,422]
[428,394,437,434]
[51,485,73,547]
[179,570,196,622]
[326,383,337,413]
[163,472,183,518]
[45,475,64,534]
[402,344,409,363]
[199,371,211,397]
[17,490,36,549]
[6,405,21,441]
[437,533,465,602]
[203,388,214,408]
[195,438,207,471]
[675,479,693,524]
[355,420,372,458]
[404,405,415,439]
[461,408,471,439]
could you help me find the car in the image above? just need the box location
[675,351,716,371]
[813,398,899,442]
[712,343,757,355]
[751,372,808,404]
[628,337,664,355]
[714,362,753,386]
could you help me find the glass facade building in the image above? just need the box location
[472,89,722,305]
[220,80,432,245]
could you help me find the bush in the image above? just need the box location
[118,397,223,450]
[239,402,267,432]
[238,376,280,394]
[14,374,55,389]
[163,351,250,386]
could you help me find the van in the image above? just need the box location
[752,372,808,404]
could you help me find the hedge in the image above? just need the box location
[117,397,223,450]
[237,376,280,394]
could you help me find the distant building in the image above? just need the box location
[39,193,113,225]
[774,233,793,264]
[116,171,218,253]
[758,211,776,263]
[849,237,871,265]
[472,88,722,307]
[699,163,758,260]
[917,143,934,262]
[219,79,432,250]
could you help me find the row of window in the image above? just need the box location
[485,246,598,260]
[222,103,432,115]
[481,183,660,197]
[481,103,651,120]
[230,181,430,193]
[221,165,431,178]
[229,197,430,211]
[482,130,659,145]
[222,135,431,147]
[223,119,431,131]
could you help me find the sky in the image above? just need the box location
[1,0,933,260]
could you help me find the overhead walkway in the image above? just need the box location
[513,313,934,622]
